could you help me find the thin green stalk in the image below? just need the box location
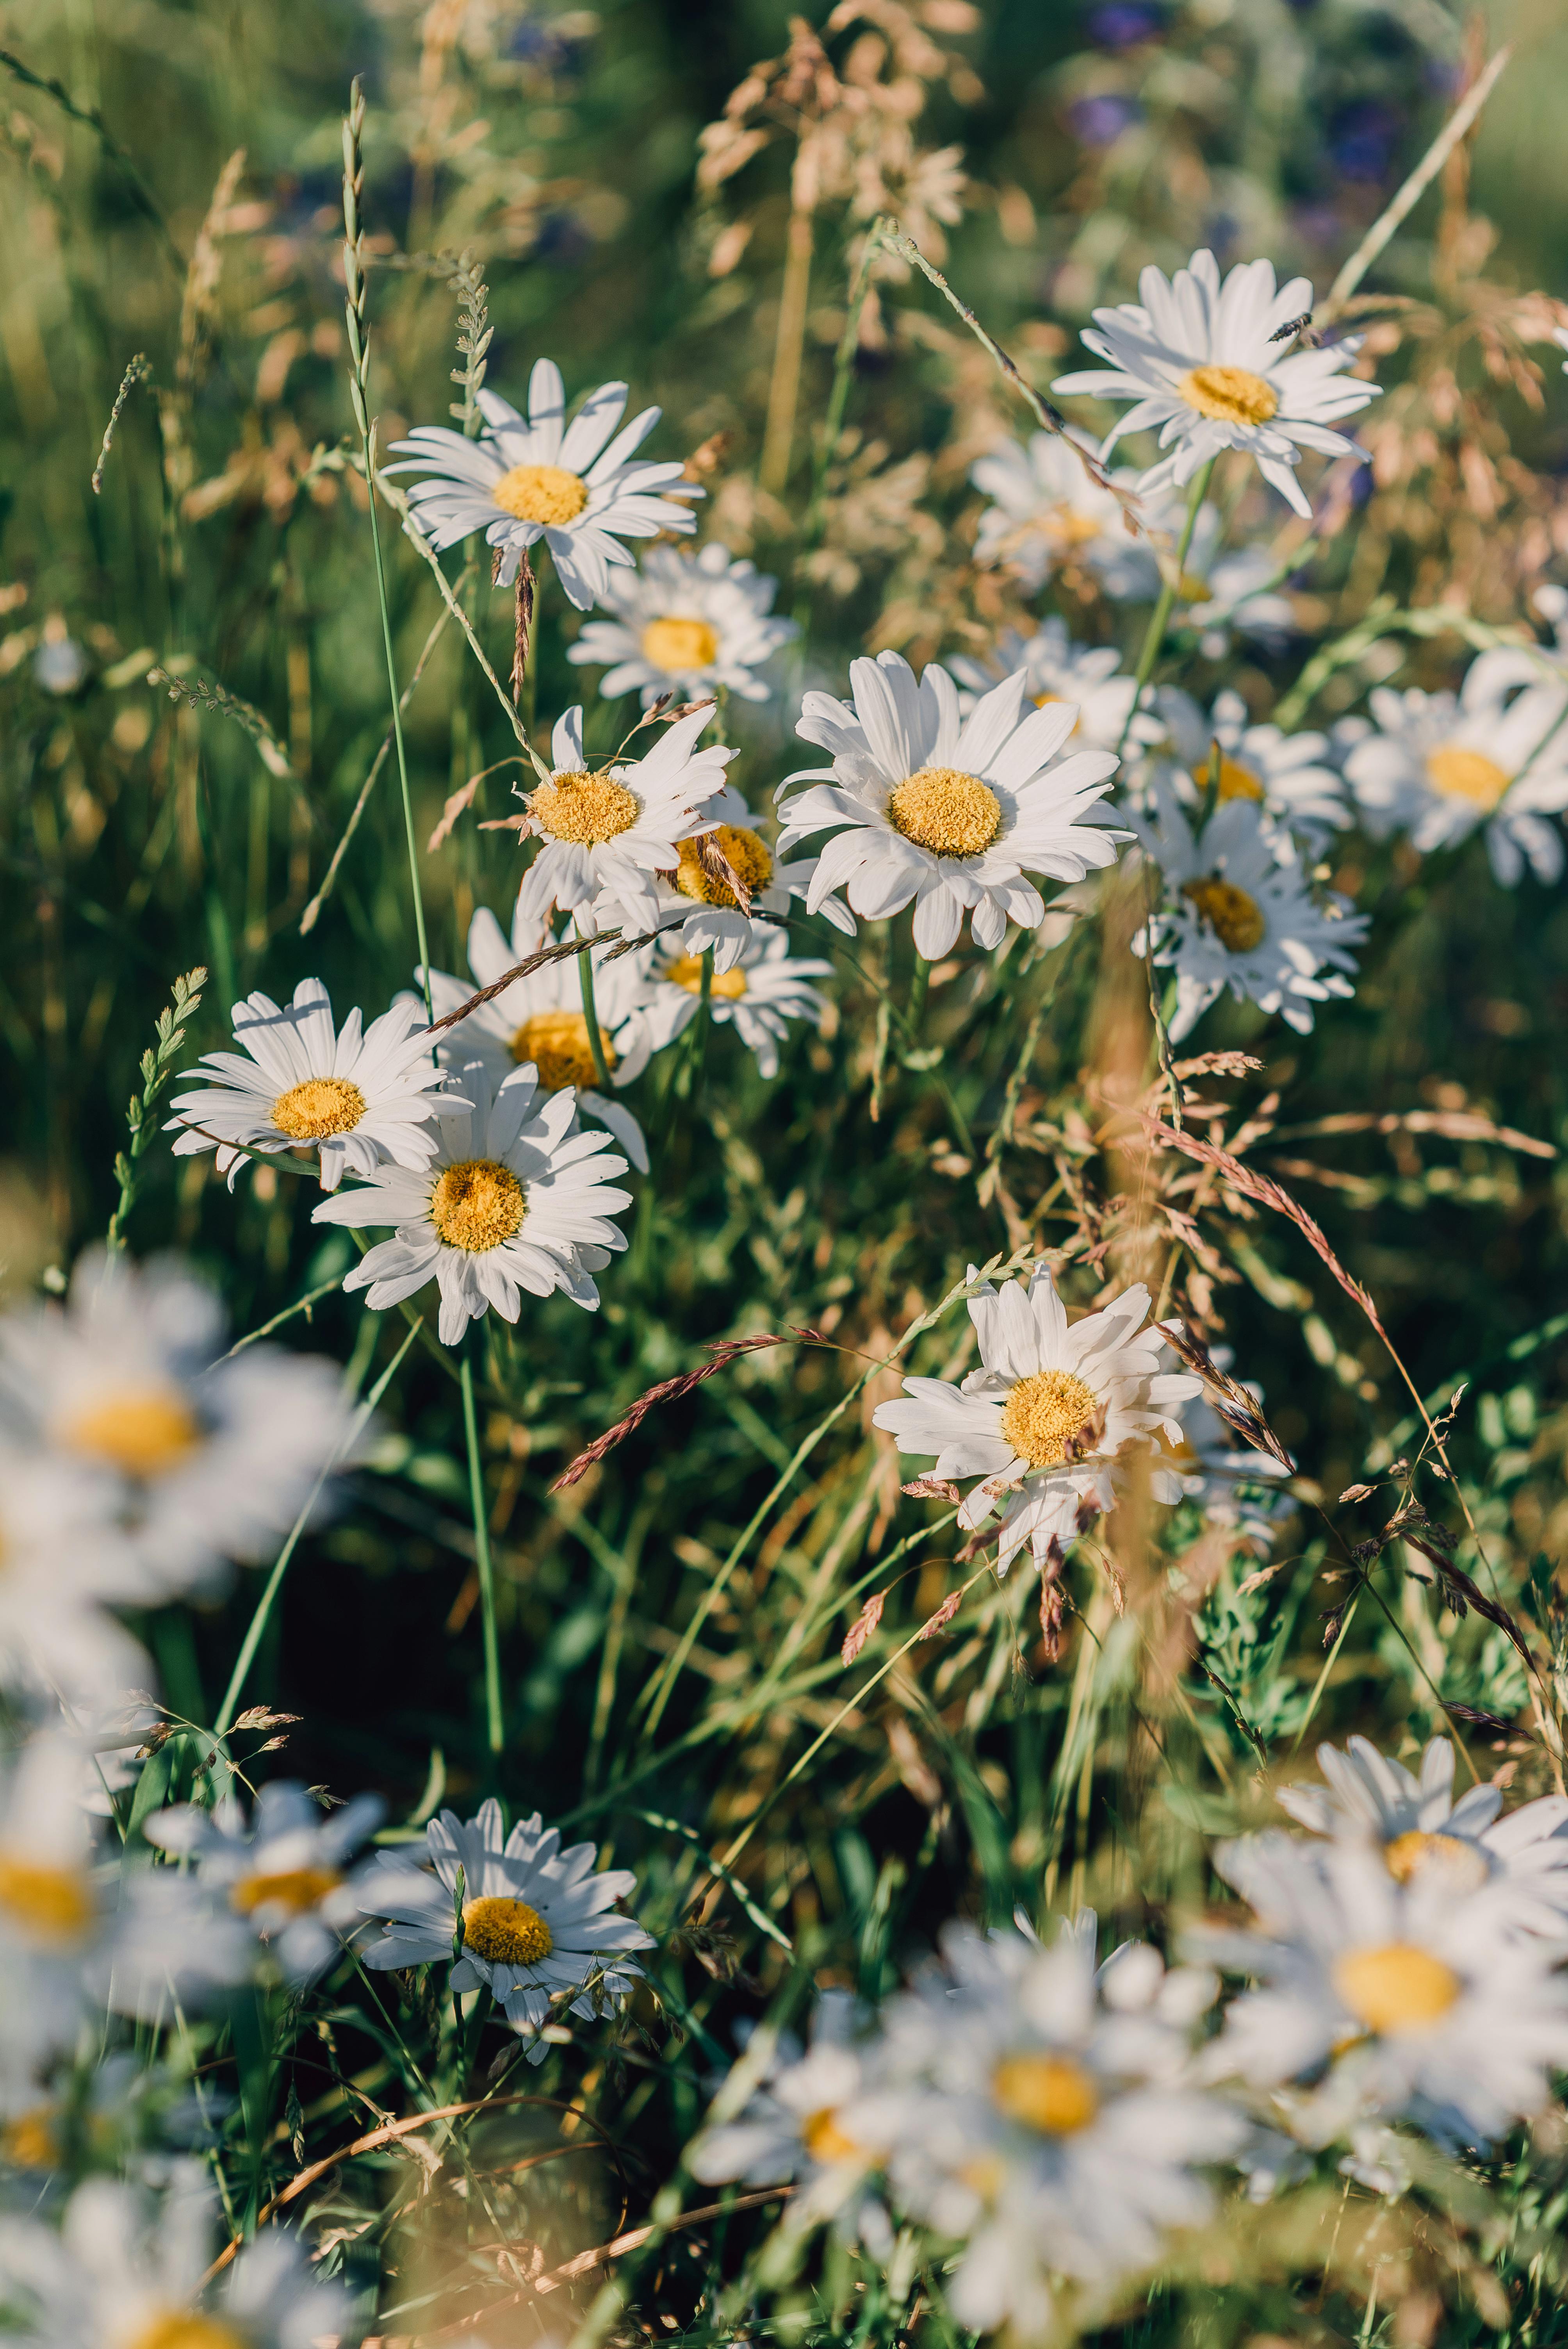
[460,1336,504,1757]
[578,940,615,1092]
[907,948,930,1030]
[1116,461,1214,755]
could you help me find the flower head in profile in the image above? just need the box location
[568,541,798,704]
[516,703,733,931]
[647,927,831,1080]
[314,1059,631,1346]
[145,1781,385,1984]
[1152,686,1347,847]
[385,358,698,608]
[948,618,1162,757]
[359,1799,653,2056]
[1340,663,1568,884]
[166,976,454,1192]
[1162,1376,1293,1552]
[969,429,1132,592]
[873,1264,1199,1575]
[1054,250,1379,516]
[780,651,1126,958]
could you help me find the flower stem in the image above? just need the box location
[460,1337,504,1758]
[908,948,930,1030]
[578,938,615,1092]
[1116,459,1215,757]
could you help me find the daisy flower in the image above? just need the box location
[0,1733,109,2062]
[1093,492,1297,654]
[417,904,660,1173]
[645,927,831,1080]
[948,618,1164,756]
[1275,1734,1568,1940]
[144,1781,385,1984]
[166,975,454,1192]
[385,358,699,609]
[1340,667,1568,884]
[1162,1379,1294,1552]
[779,651,1126,959]
[1134,788,1368,1041]
[873,1263,1199,1575]
[1198,1834,1568,2149]
[567,541,798,704]
[358,1798,653,2056]
[313,1059,631,1347]
[0,1442,155,1702]
[969,428,1132,592]
[1053,249,1379,517]
[515,703,733,930]
[0,1249,356,1598]
[1152,686,1347,846]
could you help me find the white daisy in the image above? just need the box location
[0,1443,154,1703]
[645,927,831,1081]
[779,651,1126,959]
[873,1263,1199,1576]
[0,1733,108,2063]
[144,1780,385,1985]
[0,1249,357,1598]
[566,540,798,704]
[1161,1382,1293,1552]
[417,904,660,1173]
[1134,788,1368,1041]
[1054,249,1379,517]
[515,703,734,931]
[947,618,1164,756]
[166,975,454,1192]
[96,1862,254,2023]
[1275,1734,1568,1941]
[1340,667,1568,884]
[312,1058,631,1346]
[385,358,699,609]
[1151,686,1347,846]
[969,428,1133,592]
[1198,1834,1568,2150]
[358,1798,653,2056]
[1092,492,1297,654]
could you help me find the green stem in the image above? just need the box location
[694,945,715,1078]
[578,940,615,1093]
[907,948,930,1030]
[461,1338,504,1757]
[1116,460,1215,756]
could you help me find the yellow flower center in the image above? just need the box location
[430,1158,526,1253]
[63,1389,201,1478]
[674,823,774,909]
[666,954,748,999]
[126,2313,248,2349]
[1177,571,1214,603]
[1188,755,1266,806]
[529,768,640,846]
[1383,1831,1490,1893]
[230,1866,343,1919]
[802,2107,861,2165]
[1,2106,59,2170]
[1000,1368,1100,1470]
[510,1009,615,1091]
[1032,691,1081,737]
[1425,747,1511,809]
[1178,364,1280,428]
[992,2052,1100,2135]
[270,1076,367,1141]
[1181,875,1267,954]
[641,617,720,673]
[885,766,1002,858]
[462,1894,554,1966]
[1333,1943,1461,2035]
[492,462,588,527]
[0,1854,95,1945]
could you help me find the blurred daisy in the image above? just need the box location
[780,651,1126,958]
[314,1060,631,1346]
[969,429,1132,591]
[1054,249,1378,517]
[1134,788,1367,1040]
[385,358,698,608]
[1094,493,1297,655]
[0,1249,356,1597]
[873,1263,1199,1575]
[1153,686,1347,846]
[646,927,831,1080]
[145,1781,385,1984]
[0,1444,153,1702]
[1276,1734,1568,1939]
[96,1863,254,2023]
[948,618,1163,756]
[0,1734,108,2059]
[515,703,733,930]
[417,904,660,1173]
[1162,1381,1293,1552]
[1340,668,1568,884]
[166,976,454,1192]
[567,541,798,704]
[359,1798,653,2055]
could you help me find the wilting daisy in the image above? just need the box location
[515,703,733,930]
[645,927,831,1080]
[1275,1734,1568,1940]
[567,540,798,704]
[873,1263,1199,1574]
[314,1060,631,1346]
[1152,686,1347,846]
[144,1781,385,1984]
[1134,789,1367,1040]
[417,905,661,1173]
[1054,249,1379,517]
[866,1917,1240,2334]
[385,358,698,608]
[0,1444,154,1702]
[166,976,454,1192]
[0,1249,355,1597]
[1199,1834,1568,2149]
[359,1799,653,2055]
[1340,666,1568,884]
[780,652,1126,958]
[969,429,1133,592]
[948,619,1164,757]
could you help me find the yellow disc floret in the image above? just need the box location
[1333,1943,1461,2035]
[271,1076,367,1141]
[1181,875,1267,954]
[666,955,748,999]
[231,1866,342,1919]
[885,766,1002,858]
[992,2052,1100,2135]
[1,2107,59,2171]
[430,1159,526,1253]
[1187,755,1266,806]
[63,1389,200,1478]
[1000,1368,1100,1469]
[528,768,640,846]
[492,463,588,527]
[127,2313,248,2349]
[1383,1831,1490,1893]
[510,1010,616,1091]
[1425,747,1511,809]
[0,1854,95,1944]
[641,617,719,673]
[1178,364,1280,427]
[673,824,774,908]
[802,2107,861,2165]
[462,1894,554,1966]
